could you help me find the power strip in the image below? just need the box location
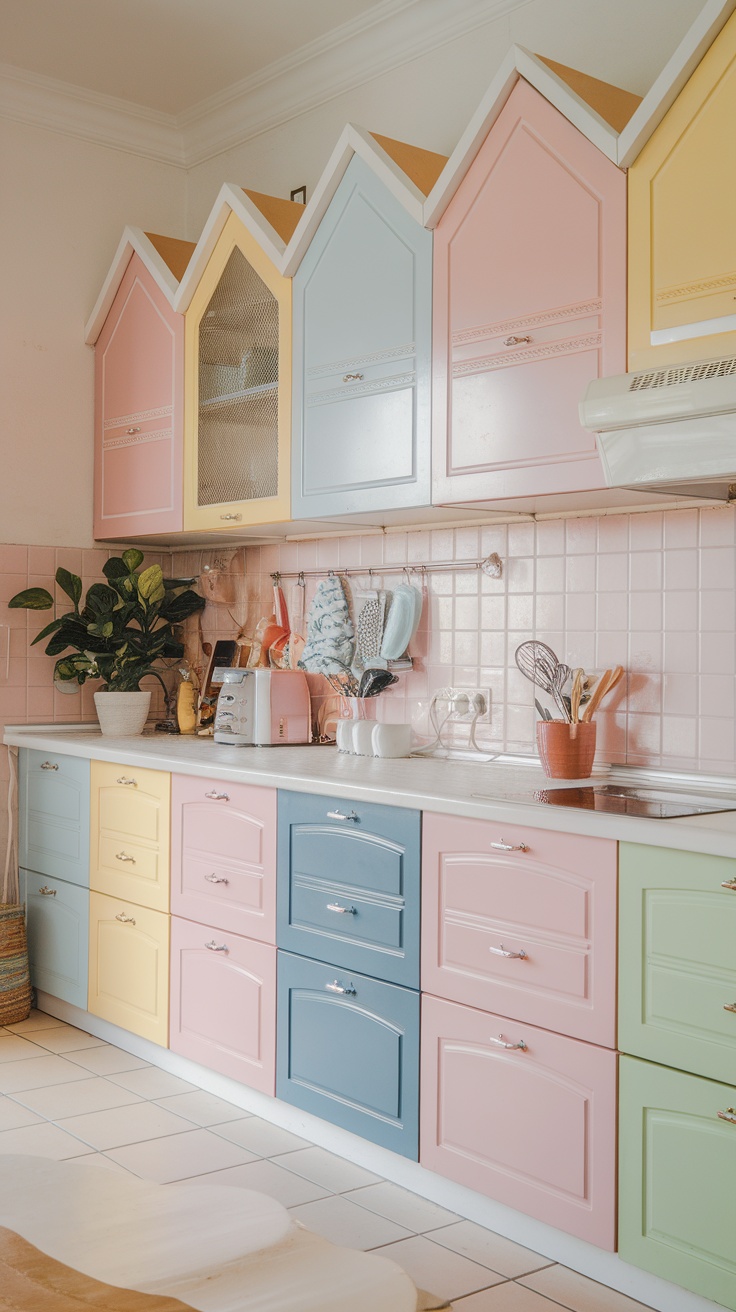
[430,686,491,721]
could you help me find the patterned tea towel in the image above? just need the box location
[298,576,355,675]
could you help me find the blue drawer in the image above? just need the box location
[276,949,419,1159]
[20,750,90,887]
[277,790,420,986]
[22,868,89,1009]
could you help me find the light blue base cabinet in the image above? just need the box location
[21,868,89,1009]
[277,789,420,987]
[291,153,433,519]
[276,948,419,1158]
[19,749,90,887]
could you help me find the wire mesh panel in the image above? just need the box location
[197,246,279,507]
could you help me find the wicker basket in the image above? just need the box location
[0,904,32,1025]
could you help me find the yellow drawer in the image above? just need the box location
[88,890,169,1047]
[91,761,170,912]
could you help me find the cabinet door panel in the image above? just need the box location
[88,891,169,1046]
[91,763,170,912]
[22,870,88,1009]
[277,950,419,1158]
[422,814,616,1045]
[619,1056,736,1309]
[170,916,275,1092]
[619,843,736,1084]
[171,776,276,940]
[421,994,616,1248]
[19,751,90,887]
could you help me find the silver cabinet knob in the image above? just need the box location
[722,879,736,891]
[205,790,230,801]
[40,761,58,771]
[220,513,242,521]
[724,1002,736,1014]
[204,873,229,885]
[717,1107,736,1124]
[205,940,228,952]
[489,1033,527,1051]
[343,372,364,382]
[115,912,136,924]
[490,839,527,852]
[325,980,356,996]
[326,903,356,915]
[117,776,137,786]
[115,851,135,863]
[38,885,56,896]
[489,943,527,959]
[326,809,359,822]
[126,426,141,435]
[503,335,532,346]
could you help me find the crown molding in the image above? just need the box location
[0,0,532,168]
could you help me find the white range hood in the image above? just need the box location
[579,355,736,501]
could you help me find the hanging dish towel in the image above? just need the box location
[298,576,355,676]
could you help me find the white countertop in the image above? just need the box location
[5,722,736,859]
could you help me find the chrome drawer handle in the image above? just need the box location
[205,790,230,801]
[220,513,242,522]
[722,879,736,891]
[325,980,356,996]
[117,776,137,786]
[115,851,136,863]
[115,912,136,924]
[489,1033,527,1051]
[326,902,356,914]
[717,1107,736,1124]
[40,761,58,771]
[343,372,364,382]
[205,940,228,952]
[38,885,56,896]
[126,426,141,435]
[204,873,229,885]
[503,335,532,346]
[724,1003,736,1014]
[489,943,527,959]
[490,839,527,852]
[326,809,359,822]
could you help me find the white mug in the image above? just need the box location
[371,722,412,759]
[352,720,376,756]
[336,719,354,753]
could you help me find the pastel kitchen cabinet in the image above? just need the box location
[619,1055,736,1309]
[91,235,194,538]
[277,790,421,987]
[21,869,89,1010]
[171,775,276,941]
[432,77,626,506]
[90,761,170,913]
[276,948,419,1158]
[618,843,736,1085]
[19,749,90,888]
[628,10,736,369]
[169,915,276,1093]
[88,889,169,1046]
[422,813,617,1045]
[184,208,296,531]
[421,992,617,1248]
[291,152,433,518]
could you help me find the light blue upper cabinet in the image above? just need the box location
[292,154,433,518]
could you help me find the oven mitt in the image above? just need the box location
[298,575,355,675]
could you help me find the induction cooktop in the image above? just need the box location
[472,783,736,819]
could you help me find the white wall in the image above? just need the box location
[0,119,187,549]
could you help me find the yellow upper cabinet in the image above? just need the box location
[628,10,736,369]
[183,196,301,531]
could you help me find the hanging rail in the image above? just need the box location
[270,552,502,585]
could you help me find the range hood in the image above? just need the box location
[579,355,736,501]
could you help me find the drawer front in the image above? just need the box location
[276,950,419,1159]
[171,775,276,940]
[420,993,616,1249]
[88,890,169,1046]
[19,750,90,886]
[619,843,736,1085]
[170,915,275,1093]
[619,1056,736,1309]
[22,869,89,1009]
[91,761,170,912]
[422,813,617,1045]
[277,790,420,986]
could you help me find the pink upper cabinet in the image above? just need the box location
[432,77,626,506]
[93,250,186,538]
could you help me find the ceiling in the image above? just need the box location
[0,0,406,116]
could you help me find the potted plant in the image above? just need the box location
[9,549,205,735]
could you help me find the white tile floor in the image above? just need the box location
[0,1011,656,1312]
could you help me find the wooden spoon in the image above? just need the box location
[570,668,585,723]
[582,665,624,721]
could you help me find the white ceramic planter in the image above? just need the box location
[94,690,151,736]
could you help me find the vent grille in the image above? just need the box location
[630,356,736,392]
[198,247,279,508]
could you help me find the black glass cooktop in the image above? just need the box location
[472,783,736,819]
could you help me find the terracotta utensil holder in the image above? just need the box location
[536,720,597,779]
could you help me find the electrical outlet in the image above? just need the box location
[435,687,491,720]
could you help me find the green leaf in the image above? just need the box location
[84,583,120,617]
[102,557,129,581]
[55,567,82,607]
[8,587,53,610]
[159,589,206,623]
[137,565,165,603]
[122,548,144,572]
[30,617,63,646]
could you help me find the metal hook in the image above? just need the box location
[297,570,305,587]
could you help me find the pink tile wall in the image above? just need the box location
[200,505,736,775]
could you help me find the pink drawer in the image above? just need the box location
[171,775,276,942]
[420,992,616,1249]
[422,813,617,1046]
[169,914,276,1093]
